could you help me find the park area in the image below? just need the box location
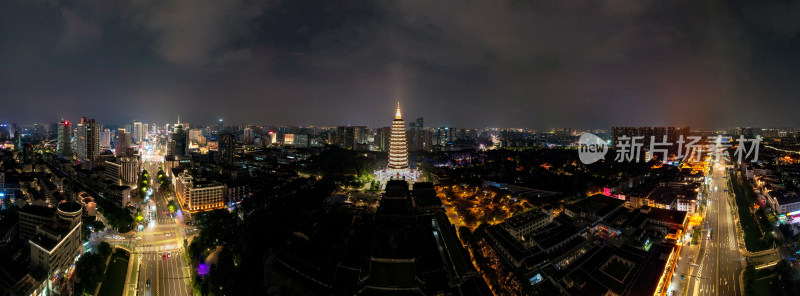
[97,249,130,296]
[729,172,772,252]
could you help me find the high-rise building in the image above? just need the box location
[283,134,295,145]
[120,156,140,184]
[218,132,235,166]
[29,202,82,290]
[354,126,368,145]
[294,134,309,148]
[115,128,131,157]
[142,123,149,141]
[57,120,72,157]
[189,128,204,146]
[166,139,177,156]
[100,128,112,151]
[389,103,408,170]
[132,121,143,144]
[169,121,188,156]
[243,127,254,144]
[76,117,100,165]
[13,130,21,151]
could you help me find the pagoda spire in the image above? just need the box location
[395,102,402,119]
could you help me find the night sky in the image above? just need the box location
[2,0,800,129]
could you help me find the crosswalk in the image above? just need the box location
[155,218,174,224]
[137,243,183,253]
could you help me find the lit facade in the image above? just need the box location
[174,170,226,213]
[375,103,420,184]
[388,104,408,170]
[76,117,100,165]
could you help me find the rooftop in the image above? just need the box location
[19,205,56,218]
[503,210,548,230]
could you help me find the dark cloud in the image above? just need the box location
[1,0,799,129]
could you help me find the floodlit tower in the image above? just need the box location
[388,102,408,170]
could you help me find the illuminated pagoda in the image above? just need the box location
[376,102,420,185]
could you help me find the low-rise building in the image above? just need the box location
[486,210,588,270]
[766,189,800,214]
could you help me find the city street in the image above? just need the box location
[132,152,194,296]
[686,160,746,296]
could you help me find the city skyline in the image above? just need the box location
[3,1,800,128]
[6,1,800,296]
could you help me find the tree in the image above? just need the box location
[97,242,112,258]
[167,200,179,213]
[691,227,701,245]
[138,169,150,196]
[75,252,106,295]
[158,168,171,191]
[81,220,106,241]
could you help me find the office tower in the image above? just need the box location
[143,123,149,141]
[100,128,112,151]
[133,121,143,144]
[169,121,188,156]
[76,117,100,165]
[57,120,73,157]
[389,103,408,170]
[218,132,235,166]
[115,128,131,157]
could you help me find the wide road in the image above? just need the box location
[134,151,193,296]
[688,159,745,296]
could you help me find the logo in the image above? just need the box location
[578,133,608,164]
